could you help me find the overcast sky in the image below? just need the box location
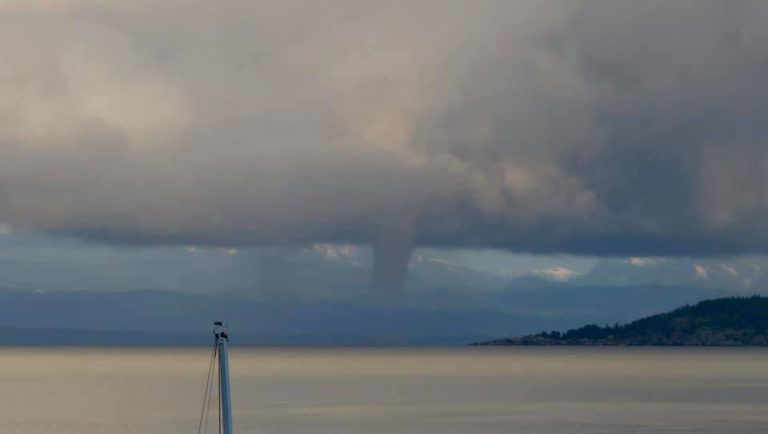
[1,1,768,295]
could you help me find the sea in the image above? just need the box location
[1,347,766,433]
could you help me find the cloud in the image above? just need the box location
[628,258,664,267]
[532,267,579,282]
[693,264,710,280]
[1,0,768,292]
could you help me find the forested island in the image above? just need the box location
[475,296,768,346]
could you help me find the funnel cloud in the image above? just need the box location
[2,1,768,295]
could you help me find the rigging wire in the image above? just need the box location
[197,340,215,434]
[207,342,218,434]
[223,263,232,337]
[218,347,223,434]
[198,337,218,434]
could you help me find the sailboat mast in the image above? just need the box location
[214,322,234,434]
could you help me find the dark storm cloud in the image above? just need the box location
[1,0,768,269]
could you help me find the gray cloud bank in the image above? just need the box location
[1,0,768,265]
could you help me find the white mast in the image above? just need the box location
[214,322,234,434]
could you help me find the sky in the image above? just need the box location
[1,0,768,306]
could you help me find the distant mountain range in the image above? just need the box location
[0,285,733,346]
[0,234,766,346]
[475,296,768,346]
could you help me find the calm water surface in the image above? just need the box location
[0,347,766,433]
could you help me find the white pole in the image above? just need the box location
[214,322,234,434]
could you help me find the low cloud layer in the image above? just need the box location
[2,0,768,294]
